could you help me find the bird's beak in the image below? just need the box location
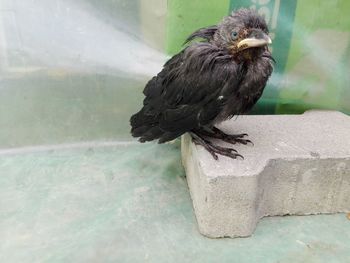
[237,30,272,50]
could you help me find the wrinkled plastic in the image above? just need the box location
[0,0,167,148]
[0,0,349,149]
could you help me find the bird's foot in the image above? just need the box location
[190,132,243,160]
[199,126,253,145]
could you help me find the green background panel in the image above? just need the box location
[277,0,350,114]
[166,0,230,55]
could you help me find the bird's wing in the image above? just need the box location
[133,43,243,143]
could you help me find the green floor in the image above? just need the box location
[1,142,350,262]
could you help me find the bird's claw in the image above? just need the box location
[225,137,254,146]
[208,145,243,160]
[210,130,253,146]
[233,133,248,138]
[191,133,243,160]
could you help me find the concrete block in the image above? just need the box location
[181,110,350,238]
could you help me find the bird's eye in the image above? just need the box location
[231,31,238,39]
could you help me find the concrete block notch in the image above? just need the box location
[181,110,350,238]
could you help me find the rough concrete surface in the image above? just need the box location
[181,110,350,238]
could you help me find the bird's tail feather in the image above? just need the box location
[130,108,163,142]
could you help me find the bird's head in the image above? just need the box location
[214,8,272,59]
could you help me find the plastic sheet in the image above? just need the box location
[0,0,349,149]
[0,0,166,148]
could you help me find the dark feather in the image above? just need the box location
[184,25,218,44]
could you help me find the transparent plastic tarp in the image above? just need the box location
[0,0,167,148]
[0,0,349,149]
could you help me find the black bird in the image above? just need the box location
[130,8,274,160]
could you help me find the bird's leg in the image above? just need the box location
[198,126,253,145]
[190,132,243,160]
